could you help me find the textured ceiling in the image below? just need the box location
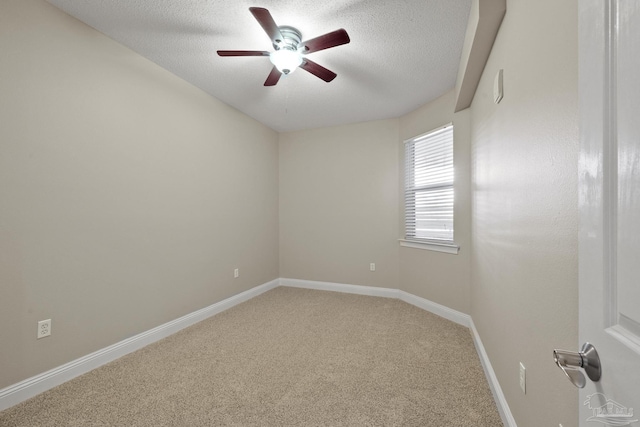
[47,0,471,132]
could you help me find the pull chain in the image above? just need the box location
[284,77,290,116]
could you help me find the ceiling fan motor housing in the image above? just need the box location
[274,26,303,51]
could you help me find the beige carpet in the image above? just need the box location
[0,287,503,426]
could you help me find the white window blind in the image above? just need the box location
[404,124,454,242]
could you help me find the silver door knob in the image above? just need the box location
[553,342,601,388]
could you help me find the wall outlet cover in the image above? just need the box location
[37,319,52,339]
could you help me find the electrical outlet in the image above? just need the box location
[234,268,239,278]
[37,319,51,339]
[370,263,376,272]
[519,362,526,394]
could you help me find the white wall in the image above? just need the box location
[0,0,279,389]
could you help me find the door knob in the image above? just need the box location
[553,342,601,388]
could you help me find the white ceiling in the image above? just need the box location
[47,0,471,132]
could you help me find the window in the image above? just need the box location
[403,124,455,245]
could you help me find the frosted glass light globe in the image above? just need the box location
[269,49,303,74]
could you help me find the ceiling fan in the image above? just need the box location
[217,7,350,86]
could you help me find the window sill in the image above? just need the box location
[399,239,460,255]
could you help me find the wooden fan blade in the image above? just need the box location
[249,7,283,44]
[264,66,282,86]
[300,59,337,82]
[217,50,270,57]
[301,29,350,54]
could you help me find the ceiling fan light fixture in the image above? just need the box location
[218,8,350,86]
[269,48,303,75]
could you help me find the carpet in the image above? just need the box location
[0,286,503,426]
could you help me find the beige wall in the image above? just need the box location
[278,91,473,314]
[279,120,400,288]
[2,1,581,426]
[399,91,472,314]
[0,0,279,389]
[278,0,580,424]
[469,0,579,425]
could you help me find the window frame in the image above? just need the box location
[401,123,459,254]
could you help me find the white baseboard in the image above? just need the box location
[280,278,471,328]
[0,278,280,412]
[398,290,471,327]
[1,277,516,427]
[469,319,517,427]
[280,278,399,299]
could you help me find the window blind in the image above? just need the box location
[404,125,454,242]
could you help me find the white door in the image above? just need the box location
[579,1,640,426]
